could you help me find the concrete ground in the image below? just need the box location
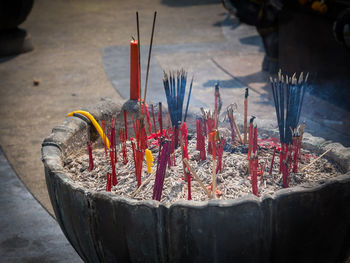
[0,147,82,262]
[0,0,349,261]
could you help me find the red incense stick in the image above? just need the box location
[216,138,225,173]
[106,173,111,191]
[130,138,136,165]
[101,120,107,156]
[144,103,152,134]
[110,148,117,186]
[269,147,276,175]
[124,110,128,139]
[252,164,258,196]
[87,140,94,171]
[151,104,157,134]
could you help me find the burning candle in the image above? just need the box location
[130,39,140,101]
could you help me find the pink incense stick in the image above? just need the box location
[87,140,94,171]
[158,102,163,134]
[153,140,171,201]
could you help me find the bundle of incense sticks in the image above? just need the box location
[153,140,171,201]
[87,140,94,171]
[291,125,304,173]
[119,128,128,165]
[196,118,206,161]
[226,104,243,144]
[134,117,148,151]
[163,70,187,128]
[132,115,148,186]
[202,111,215,155]
[130,136,142,186]
[216,138,225,173]
[163,70,193,148]
[180,122,192,200]
[270,71,308,187]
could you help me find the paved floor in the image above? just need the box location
[0,147,82,262]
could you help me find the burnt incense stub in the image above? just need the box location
[42,99,350,263]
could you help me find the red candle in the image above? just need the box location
[130,39,140,100]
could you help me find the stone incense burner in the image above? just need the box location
[41,99,350,263]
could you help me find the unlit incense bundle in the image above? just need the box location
[163,70,192,128]
[270,71,308,145]
[153,140,171,201]
[270,71,308,187]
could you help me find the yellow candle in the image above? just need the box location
[145,149,154,173]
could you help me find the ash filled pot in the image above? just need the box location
[42,99,350,263]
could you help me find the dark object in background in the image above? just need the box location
[333,8,350,50]
[223,0,281,73]
[0,0,34,57]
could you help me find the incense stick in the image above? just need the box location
[131,173,154,197]
[143,11,157,105]
[136,12,142,115]
[243,88,248,144]
[300,148,332,172]
[183,159,210,197]
[183,76,194,123]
